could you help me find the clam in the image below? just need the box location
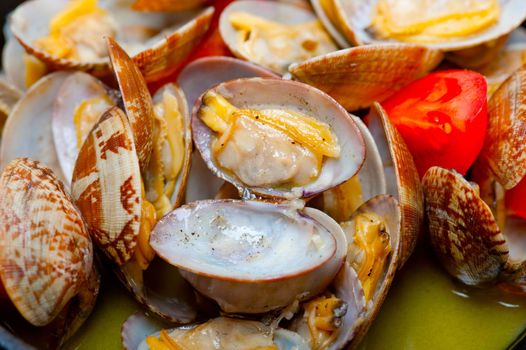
[0,71,71,180]
[52,71,118,185]
[422,166,511,286]
[150,199,347,314]
[121,194,401,348]
[314,0,526,51]
[8,0,214,87]
[177,56,279,202]
[219,0,337,74]
[477,64,526,191]
[107,36,154,170]
[71,42,195,322]
[192,77,365,200]
[285,195,401,349]
[0,158,97,348]
[121,312,310,350]
[131,0,210,12]
[289,44,443,112]
[365,103,423,268]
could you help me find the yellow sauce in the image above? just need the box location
[63,246,526,350]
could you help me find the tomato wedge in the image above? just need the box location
[381,70,487,177]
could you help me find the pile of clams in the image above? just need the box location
[0,0,526,348]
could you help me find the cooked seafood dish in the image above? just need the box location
[1,1,526,349]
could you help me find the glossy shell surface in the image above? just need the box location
[71,107,141,265]
[0,158,92,326]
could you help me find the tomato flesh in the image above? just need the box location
[381,69,488,177]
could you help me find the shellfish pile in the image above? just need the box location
[0,0,525,349]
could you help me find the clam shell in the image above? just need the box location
[192,78,365,199]
[422,166,509,286]
[177,57,279,203]
[367,103,423,267]
[2,37,26,91]
[478,64,526,190]
[71,106,141,265]
[331,0,526,50]
[342,194,401,348]
[116,258,198,323]
[500,217,526,288]
[445,34,509,69]
[289,44,443,111]
[150,200,347,314]
[9,0,214,82]
[122,313,309,350]
[0,158,93,326]
[9,0,109,76]
[131,0,210,12]
[0,71,70,182]
[151,83,192,209]
[219,0,337,74]
[121,312,173,350]
[107,37,154,171]
[325,262,366,350]
[177,56,279,111]
[132,7,214,82]
[52,72,117,187]
[310,0,350,47]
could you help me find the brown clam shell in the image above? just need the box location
[367,102,423,268]
[478,65,526,190]
[131,0,210,12]
[422,166,509,286]
[107,37,154,171]
[289,44,443,111]
[71,107,142,265]
[133,7,214,83]
[0,158,93,326]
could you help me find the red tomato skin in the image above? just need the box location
[381,70,488,177]
[506,177,526,219]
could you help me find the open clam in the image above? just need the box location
[126,194,401,349]
[177,56,279,202]
[7,0,214,87]
[150,199,347,314]
[314,0,526,51]
[363,103,423,268]
[0,158,97,348]
[192,77,365,200]
[289,44,443,111]
[71,105,196,323]
[121,312,310,350]
[70,41,194,323]
[219,0,337,74]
